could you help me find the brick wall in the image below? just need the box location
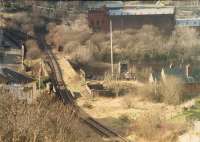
[184,83,200,94]
[88,7,109,32]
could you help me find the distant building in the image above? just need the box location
[150,64,200,94]
[88,7,109,32]
[88,6,176,32]
[176,18,200,27]
[0,67,37,103]
[84,1,123,10]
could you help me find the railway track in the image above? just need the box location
[5,30,130,142]
[38,37,75,105]
[40,38,130,142]
[81,117,129,142]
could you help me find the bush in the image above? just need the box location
[71,46,94,64]
[135,75,183,105]
[137,83,161,102]
[45,17,200,65]
[25,40,41,59]
[136,67,152,82]
[104,79,128,97]
[159,75,183,105]
[83,101,93,109]
[135,109,188,141]
[135,110,164,140]
[123,95,135,109]
[119,114,130,124]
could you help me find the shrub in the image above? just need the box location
[159,75,183,105]
[104,80,128,97]
[135,111,188,142]
[137,84,161,102]
[25,40,41,59]
[135,75,183,105]
[83,101,93,109]
[136,67,152,82]
[119,114,130,124]
[71,46,94,64]
[134,110,164,140]
[123,95,135,109]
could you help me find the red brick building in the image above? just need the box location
[88,7,109,32]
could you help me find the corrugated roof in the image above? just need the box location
[87,1,123,9]
[176,18,200,26]
[0,68,34,84]
[109,7,175,16]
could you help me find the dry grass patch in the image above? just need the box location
[134,110,188,142]
[133,76,184,105]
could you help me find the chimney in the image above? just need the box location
[185,64,192,78]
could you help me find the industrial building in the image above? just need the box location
[88,5,176,32]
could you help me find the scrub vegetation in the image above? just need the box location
[46,17,200,65]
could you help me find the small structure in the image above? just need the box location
[0,28,22,65]
[118,61,129,75]
[86,82,113,97]
[118,61,136,80]
[151,64,200,94]
[0,67,34,84]
[88,6,109,32]
[0,67,38,103]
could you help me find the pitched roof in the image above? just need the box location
[164,66,200,83]
[0,68,34,84]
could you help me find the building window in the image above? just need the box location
[91,21,94,27]
[96,20,100,26]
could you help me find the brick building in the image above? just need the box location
[88,7,109,32]
[88,6,176,32]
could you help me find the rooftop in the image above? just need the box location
[164,66,200,83]
[87,1,123,9]
[0,68,34,84]
[176,18,200,27]
[109,7,175,16]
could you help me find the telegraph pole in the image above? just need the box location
[21,44,24,70]
[39,59,42,95]
[110,20,114,77]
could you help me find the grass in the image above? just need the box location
[172,98,200,122]
[184,99,200,120]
